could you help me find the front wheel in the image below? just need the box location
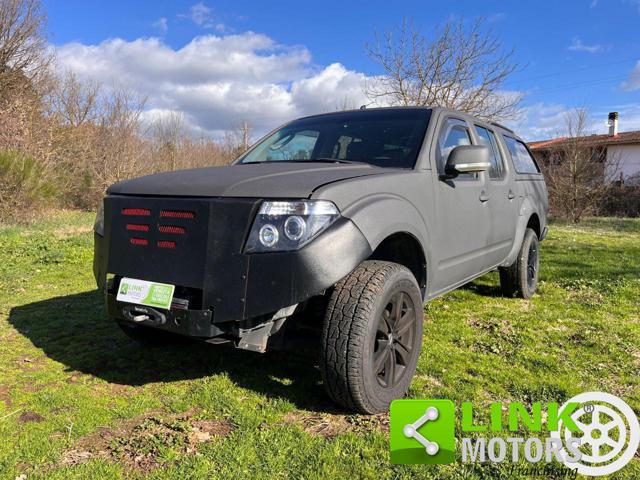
[499,228,540,299]
[320,261,423,414]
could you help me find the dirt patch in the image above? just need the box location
[59,411,233,473]
[65,374,82,384]
[283,411,389,438]
[190,419,233,442]
[19,411,44,423]
[14,355,46,371]
[0,385,12,407]
[22,383,45,393]
[52,225,93,238]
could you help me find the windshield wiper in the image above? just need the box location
[239,158,370,166]
[307,158,370,165]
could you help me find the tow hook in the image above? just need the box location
[122,305,166,326]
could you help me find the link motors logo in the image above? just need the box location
[390,392,639,476]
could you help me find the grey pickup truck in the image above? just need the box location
[93,107,548,413]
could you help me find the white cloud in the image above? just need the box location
[568,36,608,53]
[290,63,369,113]
[55,34,369,137]
[184,2,228,32]
[590,0,599,7]
[152,17,168,35]
[509,102,572,141]
[621,60,640,91]
[510,102,640,141]
[60,29,634,143]
[594,103,640,131]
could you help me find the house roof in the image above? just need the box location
[529,130,640,150]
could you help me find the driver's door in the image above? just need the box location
[429,116,492,294]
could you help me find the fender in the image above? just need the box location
[501,196,540,267]
[339,192,433,294]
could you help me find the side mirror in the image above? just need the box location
[444,145,491,178]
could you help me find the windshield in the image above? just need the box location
[238,109,431,168]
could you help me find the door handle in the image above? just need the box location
[507,190,515,200]
[479,190,489,202]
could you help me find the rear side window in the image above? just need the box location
[475,125,504,179]
[503,136,540,174]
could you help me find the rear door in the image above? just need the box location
[474,125,519,266]
[429,115,492,294]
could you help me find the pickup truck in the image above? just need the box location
[93,106,548,413]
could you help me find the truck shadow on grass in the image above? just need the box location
[8,290,338,412]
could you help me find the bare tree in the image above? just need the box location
[335,95,360,111]
[542,108,620,223]
[89,86,147,198]
[151,111,184,171]
[224,120,253,159]
[50,72,100,127]
[365,18,522,121]
[0,0,51,164]
[0,0,51,95]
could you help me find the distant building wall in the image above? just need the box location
[606,144,640,185]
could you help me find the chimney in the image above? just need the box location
[608,111,619,136]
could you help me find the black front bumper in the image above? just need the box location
[94,195,372,337]
[106,293,223,338]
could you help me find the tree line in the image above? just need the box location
[0,0,252,222]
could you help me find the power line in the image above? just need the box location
[506,56,639,86]
[528,74,632,96]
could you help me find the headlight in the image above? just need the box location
[94,202,105,236]
[244,200,340,252]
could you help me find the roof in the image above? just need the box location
[529,130,640,150]
[297,106,432,120]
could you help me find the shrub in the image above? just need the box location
[0,150,58,223]
[598,185,640,218]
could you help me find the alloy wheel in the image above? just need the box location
[373,291,416,388]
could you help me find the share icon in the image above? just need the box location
[402,406,440,455]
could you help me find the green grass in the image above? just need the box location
[0,211,638,479]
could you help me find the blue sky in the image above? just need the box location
[44,0,640,140]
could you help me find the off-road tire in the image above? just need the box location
[499,228,540,299]
[116,320,182,346]
[320,260,423,414]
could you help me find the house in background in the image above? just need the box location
[529,112,640,185]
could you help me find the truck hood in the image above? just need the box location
[107,162,386,198]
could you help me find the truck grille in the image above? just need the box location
[106,197,211,290]
[105,195,260,316]
[120,208,193,249]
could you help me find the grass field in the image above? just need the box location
[0,211,638,479]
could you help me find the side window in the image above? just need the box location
[503,135,540,174]
[437,118,473,177]
[475,125,505,179]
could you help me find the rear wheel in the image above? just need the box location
[320,261,423,414]
[499,228,540,299]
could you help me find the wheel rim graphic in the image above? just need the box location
[550,391,640,476]
[564,405,626,463]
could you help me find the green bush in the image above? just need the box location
[0,150,58,223]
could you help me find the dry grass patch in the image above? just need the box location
[282,411,389,438]
[59,410,233,473]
